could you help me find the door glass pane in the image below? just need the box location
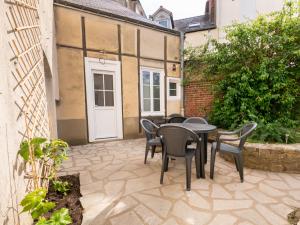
[105,91,114,106]
[94,74,103,90]
[104,74,113,90]
[170,90,177,96]
[143,99,151,111]
[95,91,104,106]
[169,82,176,90]
[143,71,150,85]
[143,86,150,98]
[153,86,160,98]
[153,99,160,111]
[153,73,160,85]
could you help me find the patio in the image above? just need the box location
[59,138,300,225]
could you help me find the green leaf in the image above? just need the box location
[18,141,29,161]
[20,188,55,219]
[50,208,72,225]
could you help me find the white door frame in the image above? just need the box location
[85,57,123,142]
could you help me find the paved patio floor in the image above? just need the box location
[59,139,300,225]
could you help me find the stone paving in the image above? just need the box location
[59,139,300,225]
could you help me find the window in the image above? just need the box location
[167,78,181,100]
[140,68,165,116]
[169,82,177,96]
[157,19,169,28]
[94,73,114,107]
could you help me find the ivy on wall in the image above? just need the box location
[185,1,300,143]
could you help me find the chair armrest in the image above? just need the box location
[217,128,242,136]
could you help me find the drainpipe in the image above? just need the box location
[180,31,185,116]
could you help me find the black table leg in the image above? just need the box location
[195,143,201,179]
[204,133,208,164]
[200,133,205,178]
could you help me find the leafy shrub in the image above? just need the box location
[21,188,55,219]
[52,180,71,196]
[185,1,300,143]
[37,208,72,225]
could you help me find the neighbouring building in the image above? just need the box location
[151,0,286,118]
[0,0,57,224]
[54,0,183,145]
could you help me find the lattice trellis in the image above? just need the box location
[5,0,51,189]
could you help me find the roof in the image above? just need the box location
[174,15,216,33]
[54,0,180,35]
[151,5,173,18]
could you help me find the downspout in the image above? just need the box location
[180,31,185,116]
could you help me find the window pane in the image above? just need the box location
[143,85,150,98]
[153,86,160,98]
[153,73,160,85]
[105,91,114,106]
[143,99,151,111]
[104,74,113,90]
[143,71,150,85]
[95,91,104,106]
[169,82,177,90]
[94,74,103,90]
[153,99,160,111]
[170,90,177,96]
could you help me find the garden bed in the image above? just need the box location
[46,174,83,225]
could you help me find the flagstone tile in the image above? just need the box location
[161,184,185,199]
[172,200,212,225]
[211,184,232,199]
[134,204,163,225]
[161,218,180,225]
[107,196,138,217]
[256,204,288,225]
[213,200,253,211]
[259,183,286,197]
[234,209,269,225]
[246,190,277,204]
[186,191,210,210]
[133,193,172,218]
[110,211,144,225]
[208,214,237,225]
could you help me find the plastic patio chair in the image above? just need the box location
[168,116,186,123]
[158,125,201,191]
[140,119,162,164]
[183,117,208,124]
[210,122,257,182]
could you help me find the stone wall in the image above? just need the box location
[219,141,300,173]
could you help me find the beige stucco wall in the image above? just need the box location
[55,5,182,143]
[185,28,219,48]
[0,1,55,224]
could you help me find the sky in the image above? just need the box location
[140,0,207,20]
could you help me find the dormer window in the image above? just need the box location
[158,19,169,28]
[189,23,201,28]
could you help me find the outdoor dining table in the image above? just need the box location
[161,122,217,179]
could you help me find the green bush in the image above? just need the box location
[185,1,300,143]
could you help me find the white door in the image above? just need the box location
[85,58,123,142]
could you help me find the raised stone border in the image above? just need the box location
[208,132,300,173]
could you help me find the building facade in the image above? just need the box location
[54,0,183,145]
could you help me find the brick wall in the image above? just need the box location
[184,81,214,117]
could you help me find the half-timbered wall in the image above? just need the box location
[55,5,182,144]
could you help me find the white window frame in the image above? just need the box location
[167,77,181,100]
[140,67,165,117]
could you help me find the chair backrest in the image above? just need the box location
[168,113,182,118]
[238,122,257,149]
[140,119,159,141]
[158,125,199,157]
[168,116,186,123]
[184,117,208,124]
